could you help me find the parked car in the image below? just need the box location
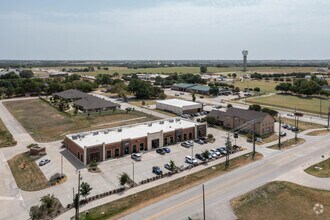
[156,148,165,155]
[287,125,292,130]
[131,153,142,161]
[199,137,208,143]
[287,113,294,117]
[181,142,189,148]
[164,163,172,170]
[195,139,204,145]
[217,147,227,155]
[200,96,204,98]
[291,127,299,132]
[187,140,194,146]
[210,149,221,156]
[195,153,206,162]
[152,166,163,175]
[39,159,51,166]
[280,131,287,137]
[282,124,288,129]
[162,147,171,153]
[175,93,180,96]
[180,92,185,95]
[185,155,198,164]
[208,151,216,158]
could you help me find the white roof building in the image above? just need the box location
[156,99,203,115]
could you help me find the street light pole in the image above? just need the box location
[132,162,135,186]
[252,122,256,159]
[61,155,63,177]
[75,170,81,220]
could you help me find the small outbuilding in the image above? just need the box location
[156,99,203,115]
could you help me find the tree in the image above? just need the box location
[233,87,240,93]
[128,79,154,99]
[80,182,93,200]
[227,103,233,108]
[158,92,167,100]
[209,87,219,96]
[40,194,55,209]
[200,65,207,74]
[192,92,196,102]
[119,172,129,186]
[249,104,262,112]
[201,150,209,159]
[232,73,237,79]
[262,107,278,116]
[169,160,176,171]
[253,87,260,93]
[19,69,34,78]
[205,116,217,126]
[228,73,232,78]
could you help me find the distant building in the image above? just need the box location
[53,89,89,101]
[63,118,207,165]
[171,83,195,91]
[156,99,203,115]
[208,108,274,136]
[74,95,120,113]
[186,85,210,95]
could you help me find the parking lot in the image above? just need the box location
[33,119,298,207]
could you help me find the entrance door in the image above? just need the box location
[132,145,137,153]
[139,143,144,151]
[124,146,129,155]
[151,139,160,149]
[90,152,100,162]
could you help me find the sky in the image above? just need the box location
[0,0,329,60]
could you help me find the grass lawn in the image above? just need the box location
[256,133,278,145]
[231,181,330,220]
[8,152,48,191]
[0,118,16,147]
[4,99,160,142]
[267,138,305,150]
[77,152,263,220]
[306,130,330,136]
[305,158,330,178]
[280,118,324,131]
[233,80,279,93]
[247,94,330,116]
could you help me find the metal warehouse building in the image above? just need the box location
[63,118,207,165]
[156,99,203,115]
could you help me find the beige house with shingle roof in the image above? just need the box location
[208,108,274,136]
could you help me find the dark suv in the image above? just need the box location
[152,166,163,175]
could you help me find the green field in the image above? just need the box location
[4,99,160,142]
[247,94,330,115]
[54,66,320,77]
[232,181,330,220]
[0,118,16,148]
[233,80,279,93]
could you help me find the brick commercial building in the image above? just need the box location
[63,118,207,165]
[156,99,203,115]
[208,108,274,136]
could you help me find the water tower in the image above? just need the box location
[242,50,248,72]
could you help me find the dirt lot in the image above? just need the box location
[4,99,160,142]
[232,181,330,220]
[8,152,48,191]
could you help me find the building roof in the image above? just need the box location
[53,89,88,100]
[66,118,202,148]
[156,99,202,108]
[188,85,210,92]
[74,95,120,110]
[172,83,195,89]
[209,107,272,123]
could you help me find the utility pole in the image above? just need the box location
[327,107,330,131]
[320,99,322,118]
[278,114,281,150]
[252,122,256,159]
[294,108,298,143]
[75,170,81,220]
[191,144,194,160]
[203,184,206,220]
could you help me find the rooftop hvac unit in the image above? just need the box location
[175,118,180,122]
[159,121,164,124]
[72,135,77,140]
[148,123,152,127]
[93,131,98,136]
[118,128,122,132]
[104,130,108,134]
[169,119,174,123]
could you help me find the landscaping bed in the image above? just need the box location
[305,158,330,178]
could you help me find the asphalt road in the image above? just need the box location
[121,133,330,220]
